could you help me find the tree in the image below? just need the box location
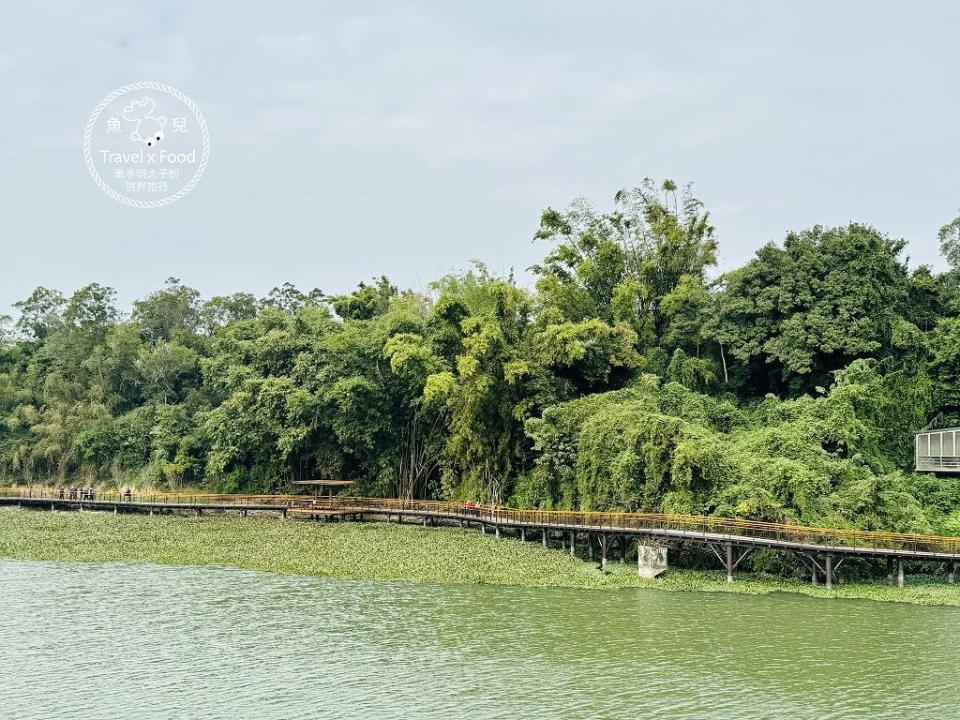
[132,277,200,342]
[63,284,119,336]
[0,315,12,350]
[938,211,960,272]
[710,224,911,394]
[135,341,199,404]
[423,269,533,503]
[199,293,258,334]
[329,277,397,321]
[14,287,65,340]
[260,282,323,314]
[531,179,717,349]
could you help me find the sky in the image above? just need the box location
[1,1,959,313]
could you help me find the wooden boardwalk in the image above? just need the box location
[3,490,959,587]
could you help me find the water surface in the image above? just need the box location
[1,559,957,719]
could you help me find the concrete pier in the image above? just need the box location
[637,543,668,579]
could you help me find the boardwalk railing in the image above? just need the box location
[308,496,960,557]
[3,488,960,557]
[0,488,313,507]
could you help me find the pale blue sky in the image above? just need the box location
[1,1,958,311]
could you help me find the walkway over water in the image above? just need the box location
[2,490,959,587]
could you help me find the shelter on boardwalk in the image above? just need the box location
[292,479,355,501]
[915,428,960,473]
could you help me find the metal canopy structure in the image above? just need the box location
[916,428,960,473]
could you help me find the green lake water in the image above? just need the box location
[1,559,958,719]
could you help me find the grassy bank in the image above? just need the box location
[2,507,960,605]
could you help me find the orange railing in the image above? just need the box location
[0,488,314,507]
[304,496,960,556]
[4,487,960,556]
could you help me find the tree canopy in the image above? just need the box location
[2,178,959,536]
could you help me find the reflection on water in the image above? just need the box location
[0,559,957,719]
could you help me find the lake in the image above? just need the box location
[1,559,957,719]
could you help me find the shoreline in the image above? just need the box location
[2,507,959,606]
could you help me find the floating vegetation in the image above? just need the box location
[1,508,960,605]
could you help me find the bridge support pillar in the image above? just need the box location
[542,529,547,548]
[620,535,626,564]
[600,533,608,570]
[897,559,904,588]
[725,542,734,583]
[588,534,594,561]
[637,543,668,579]
[520,528,525,542]
[196,509,202,517]
[825,555,833,590]
[495,525,500,539]
[570,532,576,557]
[949,562,957,584]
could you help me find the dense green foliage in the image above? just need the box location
[2,182,960,535]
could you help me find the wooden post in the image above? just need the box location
[725,542,734,583]
[825,555,833,590]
